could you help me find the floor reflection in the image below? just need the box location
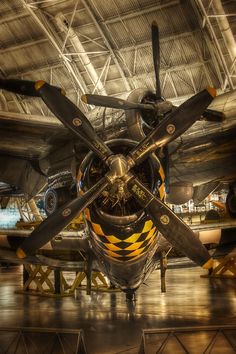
[0,265,235,353]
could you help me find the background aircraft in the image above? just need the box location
[0,23,235,300]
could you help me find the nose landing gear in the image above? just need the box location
[125,289,136,302]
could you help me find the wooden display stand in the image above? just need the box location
[16,264,113,297]
[201,253,236,279]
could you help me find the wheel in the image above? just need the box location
[44,187,72,216]
[205,209,220,221]
[226,190,236,218]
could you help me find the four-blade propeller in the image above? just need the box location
[80,22,222,123]
[81,94,155,111]
[126,175,212,267]
[127,88,216,165]
[17,177,109,257]
[0,78,63,97]
[5,77,214,269]
[0,22,217,270]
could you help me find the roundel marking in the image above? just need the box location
[73,118,82,127]
[62,208,71,217]
[166,124,175,135]
[160,214,170,225]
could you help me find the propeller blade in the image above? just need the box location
[152,21,161,98]
[127,175,213,268]
[16,177,109,258]
[202,109,225,122]
[127,88,216,165]
[35,81,113,162]
[0,78,63,97]
[81,94,154,111]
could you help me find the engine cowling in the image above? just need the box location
[165,182,194,205]
[125,89,172,142]
[78,139,164,224]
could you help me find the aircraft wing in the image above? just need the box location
[0,228,94,271]
[168,89,236,199]
[156,220,236,259]
[0,110,72,159]
[0,110,88,198]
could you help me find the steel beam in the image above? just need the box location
[55,11,107,95]
[194,0,234,90]
[18,0,88,96]
[81,0,132,92]
[102,1,180,25]
[0,38,48,54]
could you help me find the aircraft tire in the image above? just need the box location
[226,190,236,218]
[44,187,72,216]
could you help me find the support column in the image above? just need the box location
[160,251,167,293]
[212,1,236,64]
[54,269,61,295]
[23,265,29,291]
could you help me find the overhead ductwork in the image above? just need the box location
[212,1,236,65]
[55,12,107,96]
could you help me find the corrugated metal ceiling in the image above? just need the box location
[0,0,235,118]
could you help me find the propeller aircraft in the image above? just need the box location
[0,22,235,300]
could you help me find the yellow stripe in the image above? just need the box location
[126,254,142,262]
[35,80,46,90]
[146,233,157,247]
[159,164,165,182]
[159,183,165,200]
[207,87,216,98]
[124,233,141,243]
[92,222,104,236]
[127,247,146,258]
[125,241,144,251]
[146,227,157,240]
[106,235,122,243]
[104,243,122,251]
[84,208,91,222]
[104,249,122,258]
[143,220,153,233]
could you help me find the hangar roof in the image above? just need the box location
[0,0,235,122]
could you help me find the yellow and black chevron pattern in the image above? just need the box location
[158,163,165,200]
[85,209,158,262]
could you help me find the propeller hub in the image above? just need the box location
[107,154,129,182]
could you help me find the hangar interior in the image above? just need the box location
[0,0,236,353]
[0,0,235,121]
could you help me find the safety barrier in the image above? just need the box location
[138,325,236,353]
[0,327,87,354]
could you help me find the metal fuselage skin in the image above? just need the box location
[78,139,165,292]
[86,209,159,291]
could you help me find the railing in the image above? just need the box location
[0,327,87,354]
[139,325,236,354]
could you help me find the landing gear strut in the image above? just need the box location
[125,289,136,302]
[160,251,167,293]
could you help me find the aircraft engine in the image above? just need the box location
[125,88,173,142]
[78,139,164,226]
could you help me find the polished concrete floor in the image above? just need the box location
[0,265,235,353]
